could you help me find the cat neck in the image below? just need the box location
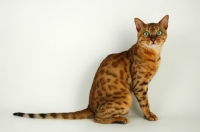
[129,43,162,62]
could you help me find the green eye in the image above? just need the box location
[143,31,150,36]
[156,30,162,36]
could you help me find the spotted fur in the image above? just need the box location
[13,15,169,124]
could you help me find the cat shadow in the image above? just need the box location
[129,95,143,117]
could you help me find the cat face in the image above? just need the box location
[134,15,169,49]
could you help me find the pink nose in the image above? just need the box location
[150,37,156,43]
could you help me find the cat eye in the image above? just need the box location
[143,31,150,36]
[156,30,162,36]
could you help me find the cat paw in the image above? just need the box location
[144,112,158,121]
[113,117,128,124]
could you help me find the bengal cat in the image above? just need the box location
[13,15,169,124]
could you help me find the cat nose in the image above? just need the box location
[150,36,156,42]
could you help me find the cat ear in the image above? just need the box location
[159,15,169,30]
[134,18,145,32]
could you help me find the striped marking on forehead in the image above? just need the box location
[146,23,159,31]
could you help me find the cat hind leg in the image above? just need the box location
[94,116,128,124]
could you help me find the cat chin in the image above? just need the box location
[148,44,159,49]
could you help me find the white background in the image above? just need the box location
[0,0,200,132]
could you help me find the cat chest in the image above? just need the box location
[132,60,160,74]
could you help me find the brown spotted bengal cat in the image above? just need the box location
[13,15,169,124]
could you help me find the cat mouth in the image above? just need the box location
[149,43,158,48]
[150,40,158,45]
[150,42,156,46]
[151,41,156,45]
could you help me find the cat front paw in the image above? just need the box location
[144,112,158,121]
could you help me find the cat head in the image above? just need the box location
[134,15,169,49]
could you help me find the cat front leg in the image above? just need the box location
[132,82,158,121]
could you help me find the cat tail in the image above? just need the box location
[13,107,94,119]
